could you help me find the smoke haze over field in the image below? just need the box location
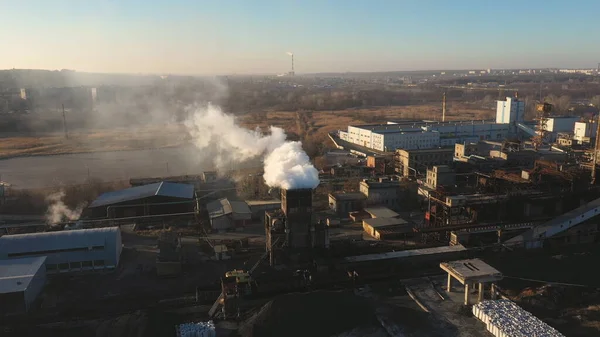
[185,104,319,189]
[46,191,86,224]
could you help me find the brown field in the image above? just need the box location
[0,125,189,159]
[0,104,492,158]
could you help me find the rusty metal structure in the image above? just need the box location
[533,102,552,150]
[421,159,597,241]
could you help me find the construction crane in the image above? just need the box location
[532,102,552,150]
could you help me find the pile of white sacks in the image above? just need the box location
[473,300,564,337]
[177,320,216,337]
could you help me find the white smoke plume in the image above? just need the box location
[185,104,319,189]
[286,51,294,56]
[45,191,86,224]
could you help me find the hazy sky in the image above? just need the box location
[1,0,599,74]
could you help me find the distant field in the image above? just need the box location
[0,104,492,159]
[0,125,189,159]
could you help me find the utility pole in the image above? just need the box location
[62,104,69,139]
[442,92,447,122]
[592,115,600,184]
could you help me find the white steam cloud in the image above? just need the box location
[286,52,294,56]
[185,104,319,189]
[46,191,86,224]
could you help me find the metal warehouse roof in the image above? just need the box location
[0,227,120,256]
[207,198,251,219]
[89,182,194,208]
[0,256,46,294]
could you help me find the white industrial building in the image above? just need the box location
[0,227,122,273]
[573,121,596,144]
[0,256,47,314]
[341,120,509,152]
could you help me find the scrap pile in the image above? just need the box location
[176,321,216,337]
[473,300,565,337]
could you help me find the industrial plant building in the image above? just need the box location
[85,181,196,220]
[0,227,122,273]
[0,257,46,314]
[207,198,252,231]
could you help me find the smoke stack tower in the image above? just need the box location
[442,92,446,122]
[281,188,312,250]
[287,52,295,76]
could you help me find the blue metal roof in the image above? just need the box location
[0,256,46,293]
[89,182,194,208]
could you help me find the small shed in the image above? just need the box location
[362,217,412,240]
[0,256,47,314]
[206,198,252,231]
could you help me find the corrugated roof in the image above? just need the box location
[0,256,46,294]
[0,227,120,256]
[207,198,251,219]
[89,182,194,208]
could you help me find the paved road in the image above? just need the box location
[0,146,260,190]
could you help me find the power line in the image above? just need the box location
[503,275,596,288]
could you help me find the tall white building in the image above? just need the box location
[496,97,525,125]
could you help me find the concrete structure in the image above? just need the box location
[360,179,401,208]
[0,257,46,314]
[425,165,455,189]
[206,198,252,231]
[0,227,122,273]
[246,200,281,220]
[366,154,394,175]
[362,217,412,240]
[86,182,196,220]
[328,192,365,217]
[496,97,525,126]
[440,258,503,305]
[364,206,400,218]
[395,147,454,176]
[573,121,597,144]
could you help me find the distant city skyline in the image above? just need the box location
[1,0,599,75]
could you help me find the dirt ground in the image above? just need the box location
[0,104,491,159]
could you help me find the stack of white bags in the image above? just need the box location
[473,300,564,337]
[178,320,216,337]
